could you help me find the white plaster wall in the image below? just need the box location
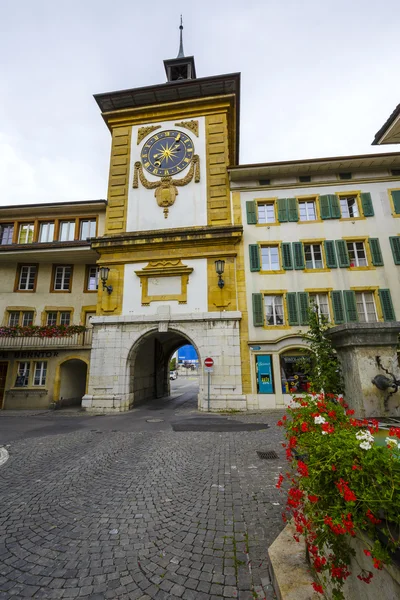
[126,118,207,232]
[241,180,400,343]
[122,259,208,315]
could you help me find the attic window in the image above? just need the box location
[339,172,352,180]
[299,175,311,183]
[259,179,271,186]
[391,169,400,176]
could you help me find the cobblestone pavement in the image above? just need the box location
[0,394,286,599]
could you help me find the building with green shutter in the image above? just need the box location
[229,152,400,409]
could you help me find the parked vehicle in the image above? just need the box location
[170,370,177,380]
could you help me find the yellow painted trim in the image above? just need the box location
[388,188,400,217]
[299,239,330,272]
[306,289,335,324]
[205,113,231,225]
[258,241,284,272]
[299,238,327,243]
[341,236,375,270]
[304,269,330,273]
[335,190,366,220]
[135,260,193,306]
[207,257,237,311]
[53,355,90,402]
[254,197,279,226]
[295,194,322,223]
[3,307,37,326]
[80,305,97,325]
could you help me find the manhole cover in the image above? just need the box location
[257,450,279,460]
[146,418,164,423]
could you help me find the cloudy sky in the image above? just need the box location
[1,0,399,205]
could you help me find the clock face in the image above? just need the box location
[140,129,194,177]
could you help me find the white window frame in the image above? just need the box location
[355,292,378,323]
[18,223,34,244]
[16,362,30,387]
[46,312,58,326]
[347,241,367,267]
[309,293,330,321]
[39,222,55,243]
[86,266,99,291]
[21,311,34,326]
[8,312,20,327]
[340,196,359,219]
[59,311,71,326]
[59,221,75,242]
[0,223,14,245]
[261,246,280,271]
[54,266,72,291]
[257,203,276,224]
[264,295,285,326]
[18,265,36,291]
[298,200,317,221]
[304,244,323,269]
[33,361,47,386]
[79,219,96,239]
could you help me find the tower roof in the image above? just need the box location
[177,15,184,59]
[164,17,196,82]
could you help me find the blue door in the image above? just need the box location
[256,355,274,394]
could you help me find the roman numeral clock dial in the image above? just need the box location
[141,130,194,176]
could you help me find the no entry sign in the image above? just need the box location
[204,357,214,368]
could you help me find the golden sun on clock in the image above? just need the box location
[141,129,194,177]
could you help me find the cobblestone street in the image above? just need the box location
[0,382,286,599]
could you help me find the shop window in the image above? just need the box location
[280,353,310,393]
[15,362,30,387]
[33,362,47,386]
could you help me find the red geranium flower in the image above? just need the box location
[312,582,324,594]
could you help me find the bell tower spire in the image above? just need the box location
[177,15,184,58]
[164,16,197,82]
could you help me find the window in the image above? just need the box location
[17,265,37,291]
[80,219,96,239]
[33,362,47,386]
[304,244,323,269]
[257,203,275,224]
[18,223,34,244]
[46,311,71,326]
[340,196,359,218]
[280,353,310,393]
[261,246,280,271]
[0,223,14,245]
[347,241,367,267]
[15,362,30,387]
[8,311,34,326]
[356,292,378,323]
[85,266,99,291]
[298,200,317,221]
[53,266,72,291]
[39,222,55,243]
[309,293,330,321]
[59,221,75,241]
[264,295,285,326]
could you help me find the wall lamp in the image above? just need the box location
[215,259,225,289]
[99,266,113,294]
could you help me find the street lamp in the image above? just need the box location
[215,259,225,289]
[99,266,113,294]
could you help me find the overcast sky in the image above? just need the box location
[1,0,399,205]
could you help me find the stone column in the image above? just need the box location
[325,323,400,418]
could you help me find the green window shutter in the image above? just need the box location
[361,192,374,217]
[277,198,288,222]
[293,242,305,270]
[343,290,359,322]
[246,200,257,224]
[369,238,384,266]
[335,240,350,267]
[298,292,309,325]
[379,289,396,322]
[249,245,260,272]
[324,240,338,268]
[287,292,299,325]
[287,197,299,222]
[391,190,400,215]
[319,195,332,219]
[329,195,341,219]
[389,236,400,265]
[252,293,264,327]
[332,291,345,324]
[281,242,293,270]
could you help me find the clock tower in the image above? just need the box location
[82,23,250,412]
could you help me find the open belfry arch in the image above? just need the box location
[82,22,250,411]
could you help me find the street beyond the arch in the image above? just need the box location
[0,378,284,599]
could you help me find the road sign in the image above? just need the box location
[204,357,214,368]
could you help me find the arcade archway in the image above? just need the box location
[128,328,200,406]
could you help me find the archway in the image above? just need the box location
[56,358,88,407]
[128,328,201,407]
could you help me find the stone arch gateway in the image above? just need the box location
[82,309,246,412]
